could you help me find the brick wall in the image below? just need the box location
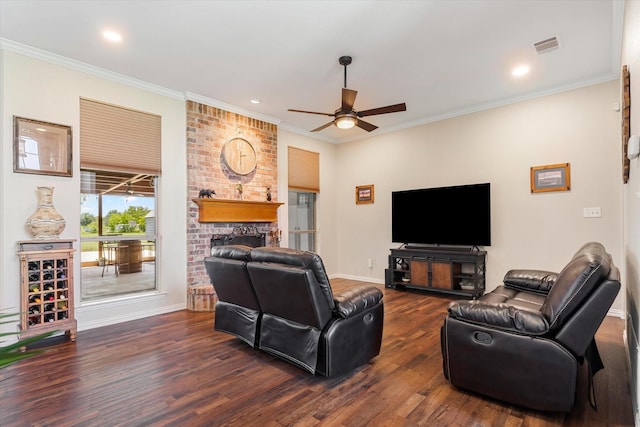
[186,100,279,286]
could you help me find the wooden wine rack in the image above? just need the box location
[17,240,77,342]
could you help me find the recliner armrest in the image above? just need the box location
[334,286,383,318]
[503,269,558,294]
[447,300,549,335]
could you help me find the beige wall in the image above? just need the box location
[0,50,188,331]
[334,81,624,312]
[621,0,640,420]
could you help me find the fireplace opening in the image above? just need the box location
[210,226,266,248]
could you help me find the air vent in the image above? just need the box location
[533,36,560,54]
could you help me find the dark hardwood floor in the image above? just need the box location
[0,278,634,426]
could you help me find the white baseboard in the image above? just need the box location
[330,273,384,284]
[77,294,186,331]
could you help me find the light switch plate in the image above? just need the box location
[583,207,601,218]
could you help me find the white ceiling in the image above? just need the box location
[0,0,623,144]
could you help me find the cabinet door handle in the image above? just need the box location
[43,244,53,250]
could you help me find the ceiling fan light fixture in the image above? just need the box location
[288,56,406,133]
[335,115,357,129]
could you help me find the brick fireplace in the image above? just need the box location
[186,101,279,287]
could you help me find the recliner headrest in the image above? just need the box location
[542,242,614,330]
[210,244,252,261]
[249,247,335,308]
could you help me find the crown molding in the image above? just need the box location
[1,38,185,100]
[1,38,283,126]
[276,122,336,143]
[184,91,280,126]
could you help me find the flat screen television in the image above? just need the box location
[391,183,491,247]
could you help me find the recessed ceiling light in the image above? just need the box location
[103,30,123,43]
[512,65,530,77]
[250,99,261,104]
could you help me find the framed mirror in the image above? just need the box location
[14,116,72,177]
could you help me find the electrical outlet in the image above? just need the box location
[583,207,601,218]
[367,258,373,268]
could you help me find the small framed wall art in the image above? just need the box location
[356,184,374,204]
[13,116,72,177]
[530,163,570,193]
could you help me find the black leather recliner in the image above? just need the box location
[204,245,261,347]
[440,242,620,412]
[204,246,384,377]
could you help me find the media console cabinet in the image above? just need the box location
[385,246,486,299]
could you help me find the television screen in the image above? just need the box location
[391,183,491,247]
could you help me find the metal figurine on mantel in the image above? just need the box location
[198,189,215,198]
[269,228,282,247]
[266,186,272,202]
[236,183,243,200]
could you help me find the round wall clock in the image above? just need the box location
[222,137,257,175]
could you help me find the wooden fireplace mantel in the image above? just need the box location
[192,198,284,223]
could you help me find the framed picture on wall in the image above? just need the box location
[356,184,374,204]
[13,116,72,177]
[530,163,570,193]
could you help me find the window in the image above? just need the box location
[79,99,161,301]
[288,191,316,252]
[287,146,319,252]
[80,171,157,300]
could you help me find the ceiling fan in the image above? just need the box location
[288,56,407,132]
[125,182,145,197]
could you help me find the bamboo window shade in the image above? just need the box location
[80,98,161,174]
[288,147,319,192]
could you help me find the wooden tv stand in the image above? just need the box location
[384,246,486,299]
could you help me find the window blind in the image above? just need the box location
[288,147,319,192]
[80,98,161,174]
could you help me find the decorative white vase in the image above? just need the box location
[26,186,66,239]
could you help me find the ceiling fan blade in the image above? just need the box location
[342,88,358,112]
[356,119,378,132]
[288,109,334,117]
[358,103,407,117]
[311,121,335,132]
